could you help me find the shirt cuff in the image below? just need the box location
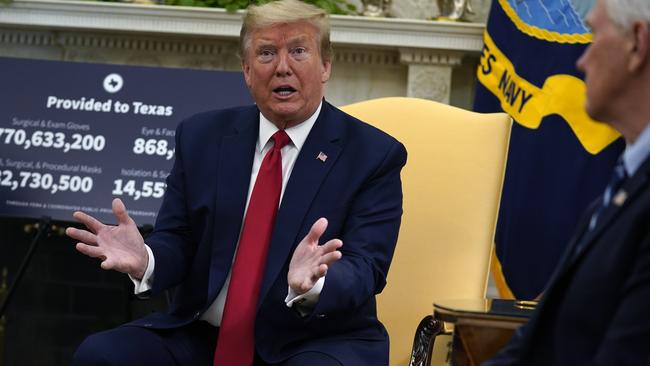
[285,276,325,312]
[129,244,155,294]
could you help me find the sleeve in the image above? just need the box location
[308,139,407,318]
[129,244,155,296]
[285,277,325,316]
[142,120,198,295]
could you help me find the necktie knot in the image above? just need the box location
[272,130,290,151]
[588,156,628,231]
[603,157,627,207]
[613,159,627,181]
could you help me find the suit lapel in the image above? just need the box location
[209,108,259,297]
[259,102,345,304]
[564,156,650,268]
[530,156,650,335]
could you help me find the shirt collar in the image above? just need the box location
[623,123,650,177]
[257,101,322,152]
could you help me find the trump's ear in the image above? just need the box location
[629,20,650,73]
[242,60,252,88]
[321,59,331,84]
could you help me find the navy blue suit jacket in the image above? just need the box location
[128,101,407,365]
[485,155,650,365]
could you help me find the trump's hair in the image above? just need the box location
[239,0,332,62]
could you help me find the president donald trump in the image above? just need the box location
[66,0,407,365]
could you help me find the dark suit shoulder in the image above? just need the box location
[177,105,258,137]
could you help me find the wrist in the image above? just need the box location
[133,249,149,280]
[289,279,314,295]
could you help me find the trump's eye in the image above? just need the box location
[291,47,308,60]
[257,49,276,63]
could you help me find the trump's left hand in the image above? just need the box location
[288,218,343,295]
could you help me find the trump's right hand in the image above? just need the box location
[66,198,148,279]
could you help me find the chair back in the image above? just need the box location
[341,97,511,365]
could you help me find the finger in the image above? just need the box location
[75,243,106,260]
[319,250,343,266]
[319,239,343,253]
[112,198,132,226]
[72,211,104,234]
[100,257,118,271]
[66,227,98,246]
[305,217,328,243]
[314,263,329,279]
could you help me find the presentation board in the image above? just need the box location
[0,57,252,225]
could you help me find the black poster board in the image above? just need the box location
[0,57,253,225]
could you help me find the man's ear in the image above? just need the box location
[321,59,332,84]
[242,60,252,88]
[629,20,650,72]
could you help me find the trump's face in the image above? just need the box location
[576,0,631,123]
[242,22,331,129]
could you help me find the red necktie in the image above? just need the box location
[214,130,290,366]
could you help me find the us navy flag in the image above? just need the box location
[474,0,624,299]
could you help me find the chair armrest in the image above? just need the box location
[409,315,451,366]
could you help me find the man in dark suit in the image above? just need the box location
[65,0,406,365]
[484,0,650,364]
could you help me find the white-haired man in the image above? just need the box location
[485,0,650,364]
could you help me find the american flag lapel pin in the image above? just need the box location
[316,151,328,162]
[613,190,628,207]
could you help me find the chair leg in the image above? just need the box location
[409,315,445,366]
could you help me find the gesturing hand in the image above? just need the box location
[65,198,149,279]
[288,218,343,295]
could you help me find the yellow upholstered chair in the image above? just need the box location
[340,97,511,366]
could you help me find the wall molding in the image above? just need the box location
[0,0,485,106]
[0,0,485,53]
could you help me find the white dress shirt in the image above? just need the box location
[131,102,325,326]
[622,123,650,177]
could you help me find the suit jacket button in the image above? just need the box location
[144,323,153,327]
[316,314,326,318]
[194,311,201,319]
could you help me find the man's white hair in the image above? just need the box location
[605,0,650,31]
